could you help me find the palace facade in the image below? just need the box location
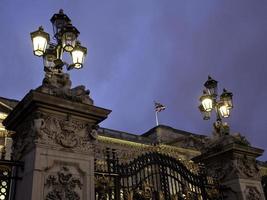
[0,92,266,199]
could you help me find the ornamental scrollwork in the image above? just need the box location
[236,155,260,179]
[56,118,79,148]
[35,113,96,149]
[206,161,235,181]
[245,186,261,200]
[45,166,82,200]
[12,111,98,158]
[203,154,260,183]
[132,181,153,200]
[37,72,93,105]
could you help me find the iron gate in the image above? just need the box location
[0,159,23,200]
[95,149,222,200]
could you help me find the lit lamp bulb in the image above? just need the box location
[71,41,87,69]
[200,92,213,112]
[30,27,50,57]
[218,103,230,118]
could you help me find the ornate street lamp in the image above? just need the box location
[199,90,213,112]
[70,41,87,69]
[199,76,233,136]
[30,9,87,71]
[30,26,50,57]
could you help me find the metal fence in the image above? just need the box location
[95,149,223,200]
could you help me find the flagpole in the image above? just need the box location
[155,111,159,126]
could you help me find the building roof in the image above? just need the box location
[142,124,206,138]
[0,97,19,114]
[98,127,152,144]
[99,125,207,148]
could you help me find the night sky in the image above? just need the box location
[0,1,267,160]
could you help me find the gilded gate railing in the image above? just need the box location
[95,149,223,200]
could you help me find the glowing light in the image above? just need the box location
[71,41,87,69]
[32,36,48,56]
[201,98,213,112]
[219,104,230,118]
[72,50,84,68]
[0,113,7,120]
[30,27,49,57]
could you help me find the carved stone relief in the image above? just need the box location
[37,71,93,105]
[45,166,82,200]
[12,111,98,159]
[236,155,260,179]
[203,134,251,155]
[205,155,260,182]
[245,186,261,200]
[206,161,234,181]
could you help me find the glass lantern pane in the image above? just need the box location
[219,105,230,118]
[62,32,76,52]
[220,89,233,109]
[72,49,84,69]
[201,98,213,112]
[33,36,47,56]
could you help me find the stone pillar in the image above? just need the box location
[4,90,111,200]
[194,134,265,200]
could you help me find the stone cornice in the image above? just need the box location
[4,90,111,129]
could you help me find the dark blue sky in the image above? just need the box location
[1,1,267,160]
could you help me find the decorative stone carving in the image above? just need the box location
[233,133,250,146]
[40,113,97,150]
[236,155,260,179]
[45,166,82,200]
[37,71,93,105]
[89,125,99,140]
[245,186,261,200]
[203,133,250,155]
[204,154,260,183]
[212,121,230,137]
[205,155,260,182]
[12,112,97,159]
[205,161,232,181]
[262,175,267,199]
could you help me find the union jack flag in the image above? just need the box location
[154,101,166,112]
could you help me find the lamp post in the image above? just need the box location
[198,76,233,137]
[30,9,87,71]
